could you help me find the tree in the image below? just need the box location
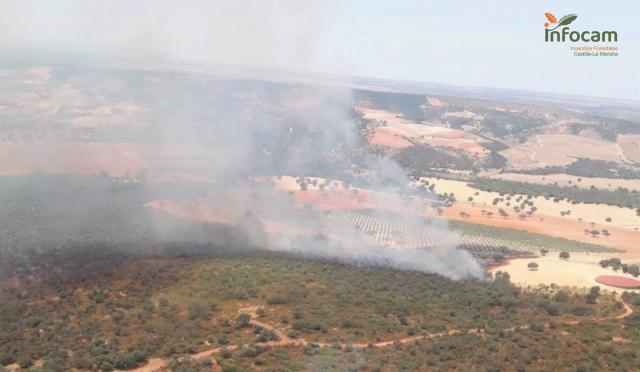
[539,249,549,256]
[553,291,569,303]
[559,251,570,260]
[237,313,251,328]
[527,262,539,271]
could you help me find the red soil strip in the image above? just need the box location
[595,275,640,289]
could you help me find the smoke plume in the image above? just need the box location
[0,0,483,280]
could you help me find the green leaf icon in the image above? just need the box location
[549,14,578,30]
[557,14,578,26]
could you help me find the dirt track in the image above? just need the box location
[121,294,633,372]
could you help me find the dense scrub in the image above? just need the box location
[238,320,640,371]
[0,253,626,370]
[394,144,477,173]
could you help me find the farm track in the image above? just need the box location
[122,294,633,372]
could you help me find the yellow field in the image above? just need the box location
[618,134,640,163]
[420,177,640,232]
[490,253,640,292]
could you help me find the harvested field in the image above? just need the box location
[596,275,640,289]
[490,253,640,290]
[502,134,628,169]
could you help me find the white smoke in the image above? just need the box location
[0,0,484,280]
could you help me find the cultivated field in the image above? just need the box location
[420,177,640,229]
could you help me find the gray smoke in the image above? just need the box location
[0,0,483,279]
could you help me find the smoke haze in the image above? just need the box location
[0,1,483,280]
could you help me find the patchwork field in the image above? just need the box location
[358,106,487,156]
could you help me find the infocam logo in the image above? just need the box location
[544,12,618,42]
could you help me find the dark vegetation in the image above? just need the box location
[568,118,640,142]
[0,253,627,371]
[394,144,476,173]
[520,158,640,180]
[474,109,547,138]
[0,174,258,272]
[255,314,640,371]
[354,90,427,122]
[599,257,640,277]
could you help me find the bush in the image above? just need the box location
[16,354,32,369]
[292,320,324,332]
[266,296,288,305]
[553,291,569,303]
[99,361,114,372]
[237,313,251,327]
[188,300,208,320]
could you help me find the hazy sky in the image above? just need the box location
[1,0,639,100]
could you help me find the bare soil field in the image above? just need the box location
[484,172,640,192]
[0,141,216,182]
[502,134,628,169]
[618,134,640,163]
[490,253,640,291]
